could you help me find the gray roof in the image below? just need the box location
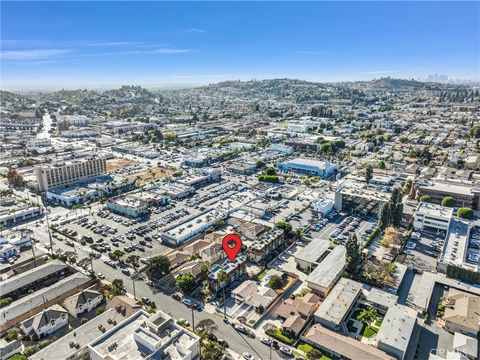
[306,245,346,289]
[0,259,68,297]
[21,304,67,332]
[315,278,363,328]
[366,288,398,309]
[30,308,128,360]
[0,273,90,323]
[376,304,417,354]
[295,238,330,265]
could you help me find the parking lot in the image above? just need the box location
[402,231,443,272]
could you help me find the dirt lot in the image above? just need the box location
[126,167,173,185]
[106,158,138,171]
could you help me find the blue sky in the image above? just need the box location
[1,1,479,89]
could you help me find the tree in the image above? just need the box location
[146,255,170,279]
[365,164,373,184]
[457,207,474,220]
[376,160,386,170]
[126,255,140,268]
[345,234,360,273]
[176,273,196,294]
[6,169,23,187]
[197,319,217,333]
[200,262,210,276]
[378,203,391,229]
[267,275,284,290]
[419,195,431,203]
[389,187,403,227]
[201,340,225,360]
[8,355,28,360]
[108,250,124,261]
[110,279,126,296]
[5,327,20,342]
[217,270,228,285]
[0,297,13,308]
[441,196,456,208]
[255,160,265,168]
[276,221,293,237]
[358,307,378,326]
[307,349,323,360]
[265,167,276,176]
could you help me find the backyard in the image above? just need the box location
[346,304,383,339]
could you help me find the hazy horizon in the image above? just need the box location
[1,1,479,90]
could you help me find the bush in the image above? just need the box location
[419,195,431,203]
[446,264,480,284]
[0,297,13,308]
[457,207,474,220]
[258,175,279,183]
[5,327,20,342]
[96,306,106,316]
[265,328,294,344]
[441,196,456,208]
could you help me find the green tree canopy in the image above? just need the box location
[267,275,284,290]
[365,164,373,184]
[441,196,456,208]
[345,234,360,273]
[176,273,196,294]
[419,195,431,203]
[457,207,474,220]
[146,255,171,279]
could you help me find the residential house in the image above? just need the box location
[63,288,103,317]
[20,305,69,340]
[275,293,320,336]
[231,280,277,313]
[444,289,480,338]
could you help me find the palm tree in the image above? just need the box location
[217,270,228,319]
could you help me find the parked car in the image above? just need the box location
[260,337,272,346]
[279,346,292,355]
[243,352,254,360]
[182,298,193,307]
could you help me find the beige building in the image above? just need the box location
[35,156,106,191]
[444,289,480,338]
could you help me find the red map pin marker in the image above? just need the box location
[222,234,242,261]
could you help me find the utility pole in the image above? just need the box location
[132,277,137,299]
[41,191,54,255]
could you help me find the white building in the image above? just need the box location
[35,156,107,192]
[268,144,294,155]
[413,202,454,233]
[20,305,68,340]
[161,209,228,245]
[313,198,334,215]
[87,310,200,360]
[26,138,52,149]
[63,288,103,317]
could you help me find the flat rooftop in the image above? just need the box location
[0,259,68,297]
[376,304,417,354]
[295,238,330,265]
[440,219,471,268]
[282,158,328,169]
[315,278,363,327]
[306,245,346,289]
[163,209,226,240]
[418,182,475,197]
[30,308,128,360]
[416,202,454,219]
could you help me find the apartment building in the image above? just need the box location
[413,202,453,233]
[35,156,107,192]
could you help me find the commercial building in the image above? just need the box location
[87,310,200,360]
[277,158,337,179]
[26,138,51,149]
[268,144,294,155]
[35,156,107,192]
[416,181,480,210]
[312,198,333,215]
[413,202,453,233]
[438,219,478,273]
[106,194,149,218]
[0,199,44,227]
[161,209,228,245]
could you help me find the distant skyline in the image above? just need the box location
[1,1,479,90]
